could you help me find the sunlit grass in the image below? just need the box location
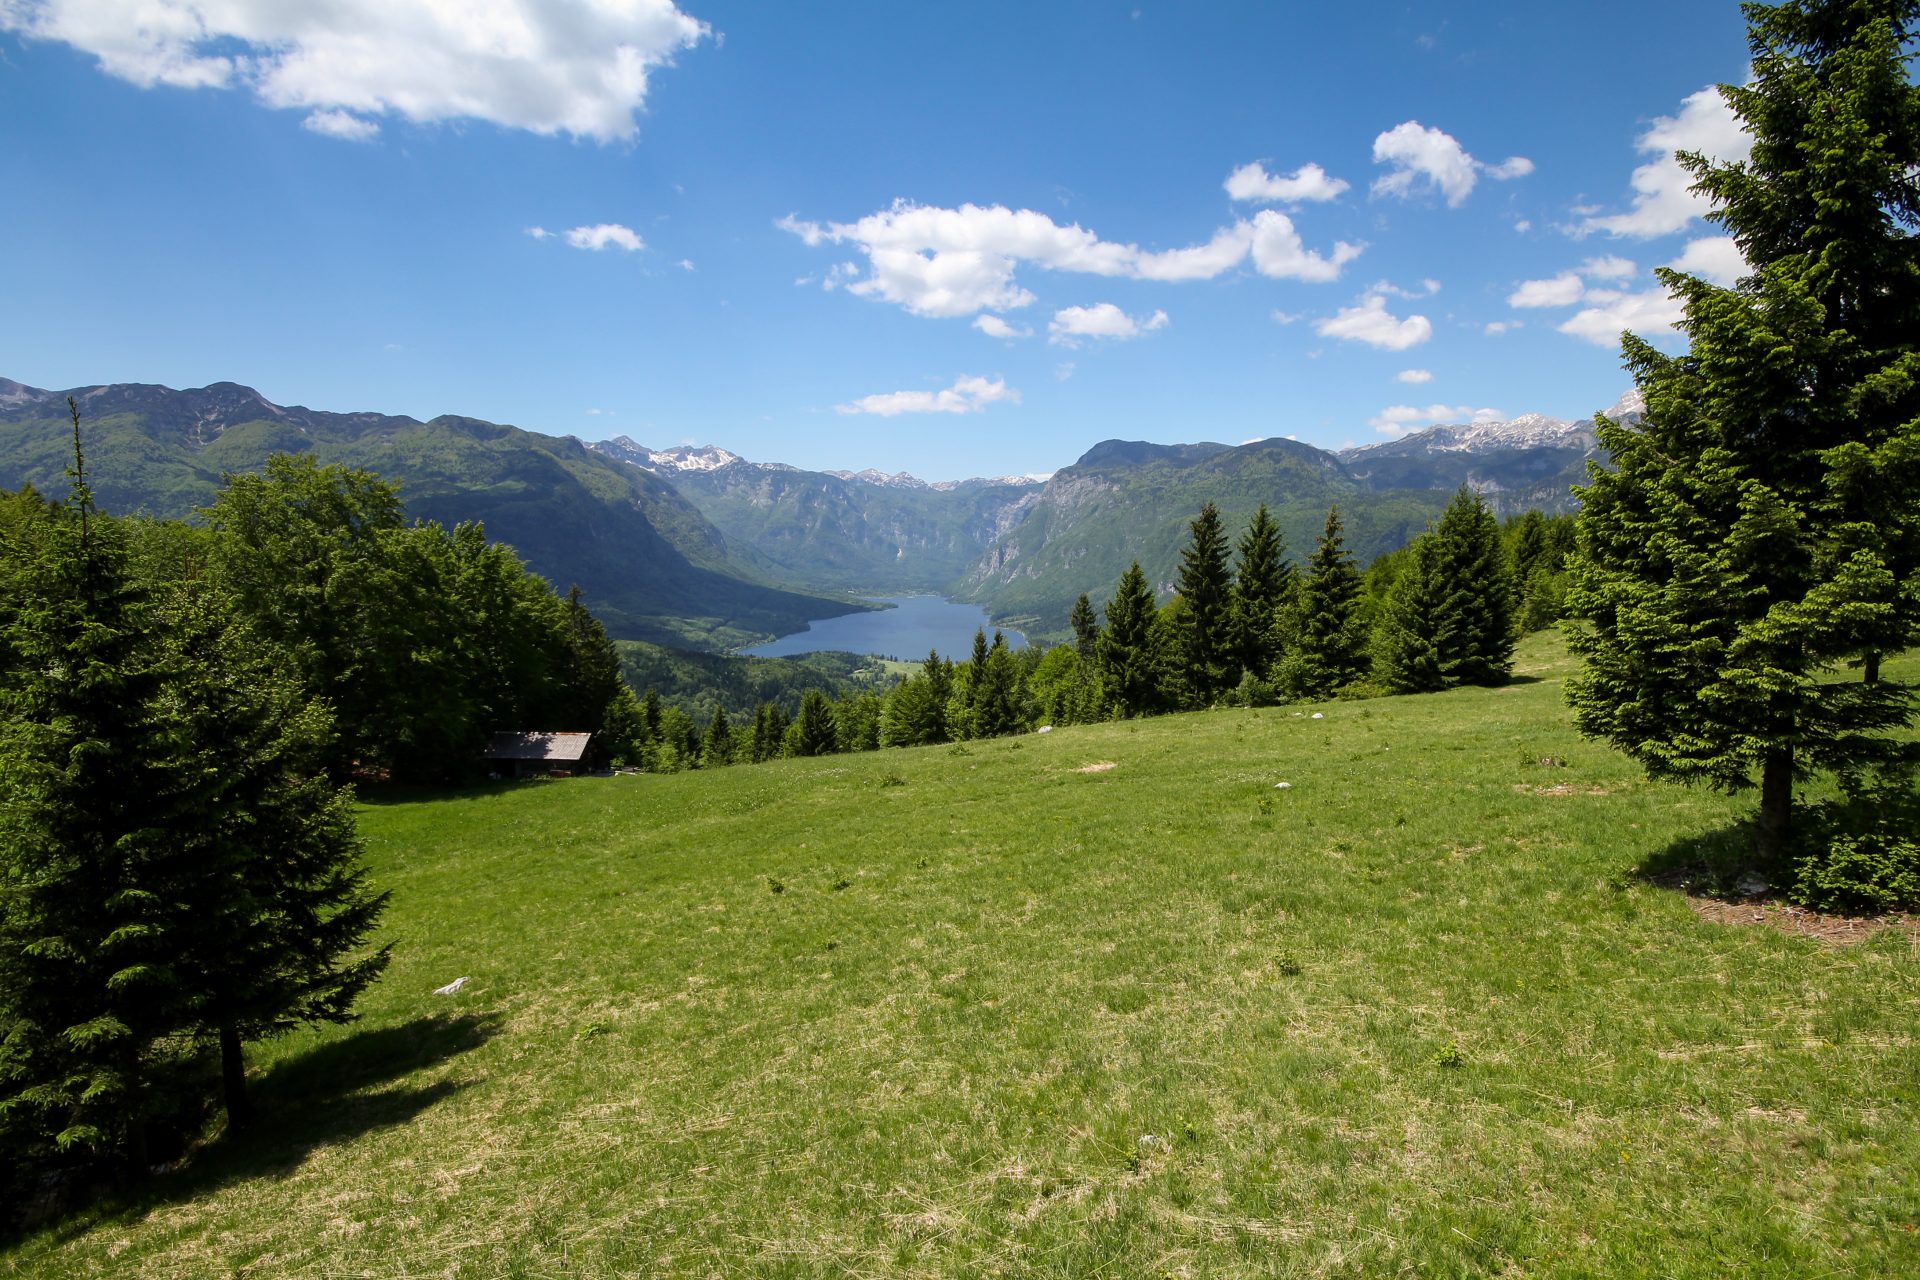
[7,633,1918,1278]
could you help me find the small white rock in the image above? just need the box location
[1274,782,1292,790]
[1036,724,1053,734]
[433,977,470,996]
[1311,712,1325,720]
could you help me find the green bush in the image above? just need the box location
[1790,780,1920,913]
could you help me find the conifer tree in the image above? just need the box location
[1230,504,1292,678]
[1372,532,1449,694]
[702,705,735,766]
[749,702,789,762]
[1174,503,1235,705]
[1293,507,1369,696]
[1567,0,1920,862]
[1097,561,1163,717]
[788,690,840,757]
[1070,594,1099,660]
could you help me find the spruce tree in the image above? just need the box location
[1173,503,1235,705]
[1294,507,1369,696]
[1373,532,1450,694]
[1097,561,1163,717]
[703,705,735,766]
[1230,503,1292,679]
[788,690,840,757]
[1567,0,1920,862]
[1069,594,1099,661]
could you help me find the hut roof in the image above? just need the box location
[485,731,593,763]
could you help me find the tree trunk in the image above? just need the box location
[220,1025,251,1133]
[1756,750,1794,865]
[1865,651,1881,684]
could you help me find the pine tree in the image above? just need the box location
[1374,490,1515,693]
[749,702,790,762]
[1069,594,1099,661]
[1373,532,1450,694]
[788,690,840,757]
[1293,507,1368,697]
[1566,0,1920,862]
[1098,562,1164,717]
[1174,503,1235,706]
[1230,503,1292,679]
[702,705,735,767]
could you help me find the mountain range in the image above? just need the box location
[0,375,1622,649]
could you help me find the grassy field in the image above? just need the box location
[7,635,1918,1278]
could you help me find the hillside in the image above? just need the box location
[593,438,1043,594]
[10,634,1915,1278]
[0,379,858,650]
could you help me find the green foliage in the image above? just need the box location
[1294,507,1370,697]
[1375,488,1515,692]
[1566,0,1920,859]
[1096,562,1164,717]
[1172,503,1235,707]
[1230,503,1292,680]
[1790,777,1920,911]
[787,690,840,757]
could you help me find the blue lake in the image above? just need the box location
[741,595,1029,661]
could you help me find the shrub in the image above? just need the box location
[1790,779,1920,913]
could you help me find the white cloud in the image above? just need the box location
[1484,320,1519,335]
[1271,309,1303,325]
[1224,160,1349,204]
[1370,121,1531,207]
[1558,286,1686,346]
[526,226,554,241]
[1054,362,1076,381]
[1315,291,1432,350]
[1514,218,1533,233]
[973,314,1032,340]
[1247,210,1365,282]
[779,199,1357,317]
[1583,87,1752,238]
[563,223,644,252]
[1369,403,1504,435]
[1508,272,1586,308]
[1580,255,1638,281]
[836,374,1019,417]
[1,0,708,142]
[678,258,696,271]
[1667,235,1746,287]
[1049,303,1169,346]
[302,108,377,141]
[1396,369,1433,384]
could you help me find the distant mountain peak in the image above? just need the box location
[0,377,50,405]
[1605,387,1646,420]
[601,440,743,473]
[1342,411,1594,458]
[824,467,929,490]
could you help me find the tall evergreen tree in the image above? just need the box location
[788,690,840,757]
[1173,503,1235,705]
[702,705,735,767]
[1230,504,1293,678]
[1373,532,1450,694]
[1566,0,1920,862]
[1097,561,1163,717]
[1069,594,1099,661]
[1293,507,1369,697]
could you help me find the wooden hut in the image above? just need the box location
[485,731,594,779]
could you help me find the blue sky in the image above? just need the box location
[1,1,1755,480]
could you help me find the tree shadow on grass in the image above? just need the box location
[1629,821,1770,901]
[22,1011,501,1246]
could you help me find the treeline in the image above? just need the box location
[617,488,1572,771]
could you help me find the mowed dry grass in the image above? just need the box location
[7,634,1919,1278]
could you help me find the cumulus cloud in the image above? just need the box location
[563,223,644,252]
[1049,303,1169,346]
[778,200,1359,317]
[1224,160,1349,204]
[1315,291,1432,350]
[1508,272,1587,308]
[302,108,377,141]
[1558,287,1685,346]
[1583,87,1752,237]
[1369,403,1504,436]
[1396,369,1433,384]
[973,314,1032,340]
[0,0,708,142]
[1667,235,1746,287]
[1580,255,1638,281]
[836,374,1019,417]
[1370,121,1532,207]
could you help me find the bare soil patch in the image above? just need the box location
[1074,761,1118,774]
[1511,782,1612,797]
[1685,896,1917,946]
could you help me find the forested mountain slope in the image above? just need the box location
[0,378,857,649]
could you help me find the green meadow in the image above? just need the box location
[7,634,1917,1278]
